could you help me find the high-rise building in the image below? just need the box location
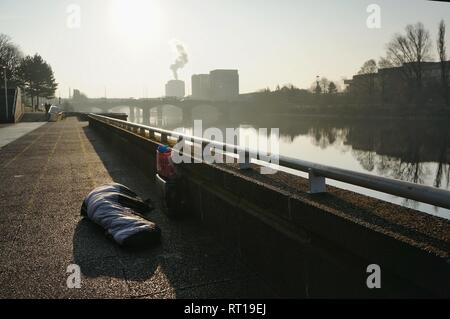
[209,69,239,101]
[191,74,211,100]
[165,80,185,98]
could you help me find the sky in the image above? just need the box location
[1,0,450,98]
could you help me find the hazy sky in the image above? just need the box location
[1,0,449,98]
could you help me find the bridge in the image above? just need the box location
[70,98,245,125]
[0,113,449,298]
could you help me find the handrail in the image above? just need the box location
[88,113,450,210]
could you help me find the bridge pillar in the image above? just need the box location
[142,107,150,126]
[129,106,136,123]
[181,107,192,124]
[156,105,164,126]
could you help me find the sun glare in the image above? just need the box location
[109,0,162,40]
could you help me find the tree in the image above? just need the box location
[18,54,58,111]
[258,87,271,93]
[72,89,88,101]
[314,81,322,94]
[0,34,23,87]
[385,22,432,99]
[356,59,378,99]
[358,59,378,75]
[328,81,338,94]
[311,78,322,94]
[437,20,450,106]
[310,77,330,94]
[378,57,394,69]
[319,77,330,94]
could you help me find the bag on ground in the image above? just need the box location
[81,183,161,248]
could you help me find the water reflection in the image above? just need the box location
[276,117,450,188]
[104,105,450,219]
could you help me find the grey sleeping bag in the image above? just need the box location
[81,183,161,248]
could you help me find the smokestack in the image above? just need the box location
[170,40,188,80]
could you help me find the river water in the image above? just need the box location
[104,105,450,220]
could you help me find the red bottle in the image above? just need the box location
[156,145,176,179]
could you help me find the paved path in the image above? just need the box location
[0,122,46,148]
[0,117,274,298]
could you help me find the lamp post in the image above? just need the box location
[2,66,8,121]
[316,75,320,94]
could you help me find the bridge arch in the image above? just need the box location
[190,104,221,123]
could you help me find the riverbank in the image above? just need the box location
[262,111,450,121]
[239,103,450,121]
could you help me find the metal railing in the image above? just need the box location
[88,113,450,210]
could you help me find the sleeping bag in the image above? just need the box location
[81,183,161,248]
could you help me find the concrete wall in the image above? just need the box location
[13,88,24,122]
[65,112,128,122]
[89,117,450,298]
[0,87,23,123]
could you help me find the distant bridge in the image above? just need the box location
[70,98,248,124]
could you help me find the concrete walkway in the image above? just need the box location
[0,122,47,148]
[0,117,274,298]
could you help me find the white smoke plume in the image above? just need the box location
[170,40,188,80]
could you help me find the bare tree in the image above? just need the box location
[358,59,378,75]
[0,34,23,87]
[378,57,394,69]
[437,20,450,106]
[385,22,432,95]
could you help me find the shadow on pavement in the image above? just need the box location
[72,218,161,281]
[74,121,273,298]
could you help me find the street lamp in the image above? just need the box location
[316,75,320,94]
[2,66,7,121]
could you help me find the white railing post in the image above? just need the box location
[239,150,251,170]
[308,169,326,194]
[161,133,168,144]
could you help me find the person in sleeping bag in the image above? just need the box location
[81,183,161,248]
